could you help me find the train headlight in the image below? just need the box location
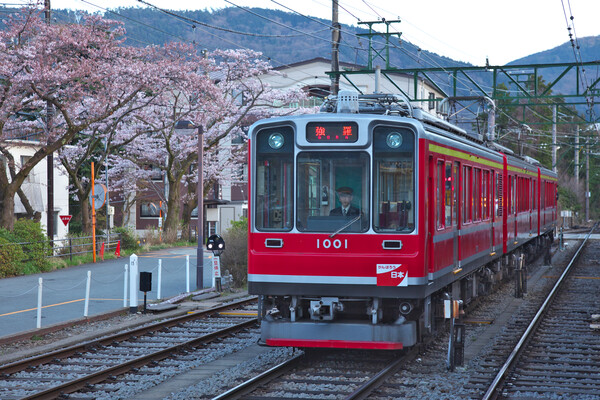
[268,132,285,149]
[386,132,403,148]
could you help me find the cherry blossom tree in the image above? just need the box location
[0,9,217,231]
[109,48,310,238]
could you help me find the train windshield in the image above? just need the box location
[296,152,370,233]
[254,127,294,231]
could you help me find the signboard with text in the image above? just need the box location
[59,215,73,226]
[376,264,408,286]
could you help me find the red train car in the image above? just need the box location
[248,92,557,350]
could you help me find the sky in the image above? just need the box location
[16,0,600,66]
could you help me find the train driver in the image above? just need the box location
[329,187,361,217]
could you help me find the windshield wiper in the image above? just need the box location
[329,214,362,238]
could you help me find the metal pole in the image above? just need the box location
[574,126,579,186]
[586,140,590,221]
[45,0,54,241]
[105,140,110,246]
[91,162,96,263]
[552,105,557,173]
[196,126,204,289]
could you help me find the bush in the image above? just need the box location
[11,219,51,273]
[220,218,248,287]
[0,236,25,277]
[113,227,138,250]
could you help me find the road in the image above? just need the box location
[0,247,216,338]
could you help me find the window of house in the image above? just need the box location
[140,202,160,218]
[428,92,436,110]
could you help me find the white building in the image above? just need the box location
[261,57,445,114]
[4,141,69,240]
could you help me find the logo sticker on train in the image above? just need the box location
[376,264,408,286]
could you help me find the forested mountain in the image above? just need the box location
[54,6,466,70]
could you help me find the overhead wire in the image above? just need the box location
[137,0,329,38]
[561,0,598,130]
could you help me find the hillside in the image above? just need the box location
[6,5,599,99]
[55,6,466,70]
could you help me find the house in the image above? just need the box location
[2,141,69,240]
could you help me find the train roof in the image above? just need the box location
[250,92,556,177]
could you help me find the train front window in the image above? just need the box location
[373,126,415,232]
[296,152,370,233]
[254,127,294,231]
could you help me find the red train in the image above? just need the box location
[248,92,557,350]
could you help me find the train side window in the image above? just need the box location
[482,170,489,220]
[462,166,472,224]
[473,168,481,221]
[445,162,452,227]
[496,174,502,217]
[511,176,516,215]
[452,162,459,226]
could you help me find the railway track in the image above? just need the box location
[473,225,600,399]
[0,297,258,400]
[213,348,414,400]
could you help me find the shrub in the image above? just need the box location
[220,218,248,287]
[11,219,51,273]
[0,236,25,277]
[113,227,138,250]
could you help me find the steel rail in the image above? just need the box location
[20,317,258,400]
[482,224,597,400]
[345,350,414,400]
[211,353,305,400]
[0,296,257,375]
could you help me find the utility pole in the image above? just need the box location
[586,139,590,221]
[552,105,557,173]
[45,0,54,241]
[574,126,579,186]
[331,0,340,96]
[196,125,204,289]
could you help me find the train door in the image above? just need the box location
[490,170,495,253]
[452,162,459,269]
[529,178,533,235]
[427,156,435,277]
[512,175,517,242]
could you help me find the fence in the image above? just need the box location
[0,234,122,262]
[0,253,232,335]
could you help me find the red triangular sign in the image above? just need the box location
[60,215,73,226]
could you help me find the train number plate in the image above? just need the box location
[377,264,408,286]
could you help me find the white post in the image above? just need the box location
[123,264,128,307]
[186,254,190,293]
[157,259,162,300]
[84,270,91,317]
[36,277,43,329]
[129,254,138,313]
